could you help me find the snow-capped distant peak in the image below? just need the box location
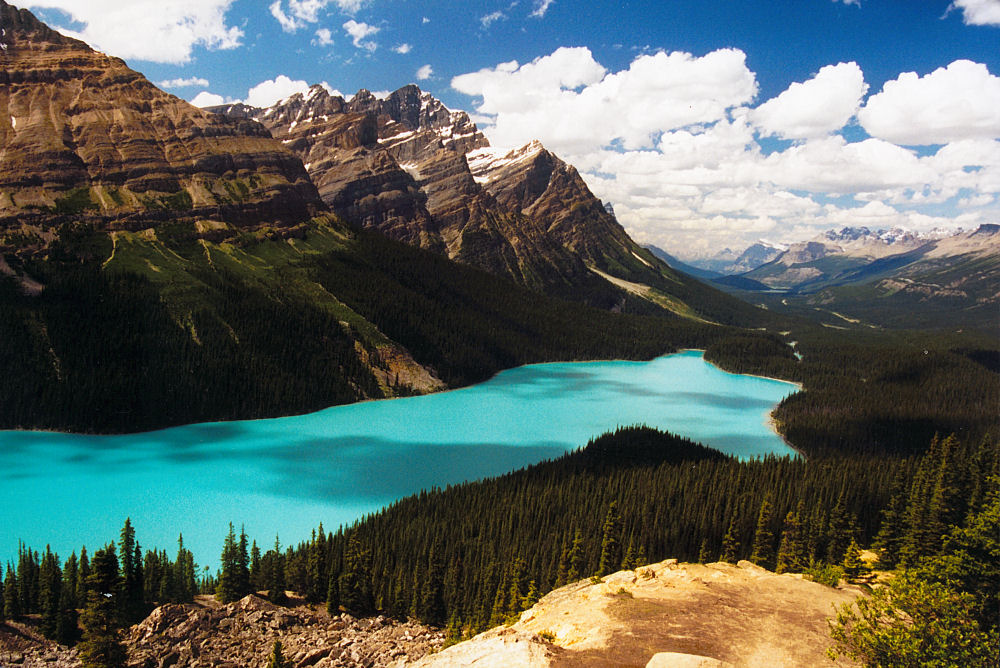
[466,141,544,183]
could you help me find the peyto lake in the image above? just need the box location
[1,350,798,565]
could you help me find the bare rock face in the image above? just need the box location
[414,559,863,667]
[211,85,677,305]
[0,0,323,254]
[0,595,445,668]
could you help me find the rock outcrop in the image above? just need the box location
[0,594,445,668]
[414,559,863,667]
[0,0,323,256]
[210,85,703,313]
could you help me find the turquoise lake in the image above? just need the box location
[0,350,798,566]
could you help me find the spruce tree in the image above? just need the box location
[420,546,447,626]
[776,510,807,574]
[4,563,21,619]
[337,534,373,616]
[174,535,196,604]
[265,640,290,668]
[58,552,81,645]
[719,517,740,563]
[268,536,287,605]
[597,501,622,577]
[78,547,91,604]
[566,530,584,583]
[39,546,62,639]
[118,519,144,624]
[216,523,242,604]
[79,544,126,668]
[750,497,775,569]
[0,568,4,623]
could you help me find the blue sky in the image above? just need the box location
[23,0,1000,255]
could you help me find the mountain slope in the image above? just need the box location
[0,2,724,433]
[0,0,322,244]
[211,86,771,326]
[744,225,1000,330]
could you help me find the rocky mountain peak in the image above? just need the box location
[0,1,324,255]
[1,0,70,50]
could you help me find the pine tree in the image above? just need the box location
[750,497,775,569]
[0,567,5,623]
[826,495,855,565]
[268,536,287,605]
[566,530,584,583]
[719,517,740,563]
[174,535,196,604]
[77,546,91,604]
[621,536,638,570]
[776,509,807,574]
[420,546,447,626]
[872,475,908,569]
[337,534,373,616]
[597,501,622,577]
[4,563,21,619]
[78,544,126,668]
[249,541,262,592]
[554,533,571,587]
[39,546,62,639]
[57,552,81,645]
[697,538,712,563]
[236,526,251,600]
[118,519,144,624]
[265,640,290,668]
[216,523,243,604]
[842,538,864,579]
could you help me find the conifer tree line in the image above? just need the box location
[2,428,996,649]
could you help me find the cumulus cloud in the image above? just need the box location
[159,77,210,89]
[750,62,868,140]
[858,60,1000,145]
[269,0,366,32]
[313,28,334,46]
[343,19,378,51]
[26,0,242,64]
[453,47,756,153]
[243,75,338,108]
[416,64,434,81]
[393,43,412,54]
[190,91,227,107]
[949,0,1000,26]
[531,0,555,18]
[454,48,999,255]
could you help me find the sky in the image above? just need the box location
[20,0,1000,258]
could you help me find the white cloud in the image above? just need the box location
[949,0,1000,26]
[159,77,210,89]
[393,43,412,54]
[858,60,1000,145]
[343,19,378,51]
[833,0,860,6]
[190,91,227,107]
[313,28,334,46]
[422,17,430,24]
[269,0,367,32]
[416,64,434,81]
[480,11,506,28]
[244,75,311,108]
[453,47,755,153]
[26,0,242,64]
[750,62,868,140]
[531,0,555,18]
[454,48,999,254]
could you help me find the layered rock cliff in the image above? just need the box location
[211,85,724,315]
[0,0,323,256]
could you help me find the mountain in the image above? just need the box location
[0,2,726,433]
[645,245,723,280]
[742,225,1000,330]
[681,241,786,275]
[742,226,941,290]
[210,86,768,325]
[0,0,322,243]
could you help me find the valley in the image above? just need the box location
[0,1,998,666]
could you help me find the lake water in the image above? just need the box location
[0,350,798,567]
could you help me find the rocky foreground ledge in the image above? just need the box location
[0,559,863,668]
[0,594,444,667]
[415,559,864,668]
